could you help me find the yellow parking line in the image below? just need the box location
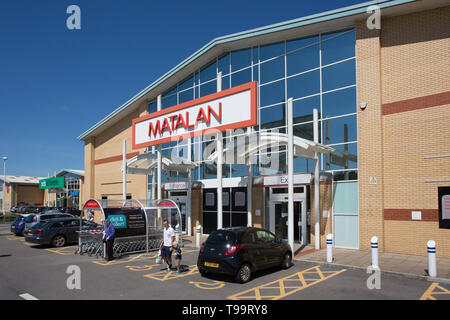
[420,282,450,300]
[227,265,346,300]
[125,264,159,272]
[189,280,225,290]
[144,265,198,281]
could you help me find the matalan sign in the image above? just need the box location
[132,82,257,149]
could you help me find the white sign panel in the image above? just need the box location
[443,195,450,220]
[133,82,257,149]
[263,173,312,186]
[163,181,188,191]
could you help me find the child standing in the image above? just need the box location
[172,241,182,274]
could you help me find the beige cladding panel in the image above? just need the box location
[94,101,147,161]
[381,6,450,104]
[356,21,385,252]
[383,105,450,209]
[94,161,147,201]
[385,221,450,259]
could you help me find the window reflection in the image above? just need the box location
[260,56,285,84]
[322,115,357,145]
[322,59,355,92]
[287,70,320,99]
[322,86,356,118]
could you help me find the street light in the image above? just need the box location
[2,156,7,216]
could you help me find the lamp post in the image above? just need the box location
[2,156,7,216]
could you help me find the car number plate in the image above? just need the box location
[27,233,33,236]
[12,226,15,228]
[204,262,219,268]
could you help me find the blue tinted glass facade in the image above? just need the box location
[147,29,357,183]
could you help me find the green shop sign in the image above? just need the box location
[39,177,65,189]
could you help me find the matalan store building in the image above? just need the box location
[78,0,450,257]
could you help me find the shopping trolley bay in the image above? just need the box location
[1,222,448,301]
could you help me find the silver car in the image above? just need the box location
[24,210,74,233]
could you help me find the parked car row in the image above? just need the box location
[10,210,102,248]
[10,206,81,216]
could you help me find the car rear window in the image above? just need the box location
[31,222,48,229]
[25,215,35,223]
[206,230,236,245]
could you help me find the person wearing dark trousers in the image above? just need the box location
[104,219,115,261]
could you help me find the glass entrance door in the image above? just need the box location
[272,201,305,243]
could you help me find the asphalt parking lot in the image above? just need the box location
[0,224,449,301]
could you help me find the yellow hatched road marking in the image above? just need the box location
[125,264,159,272]
[420,282,450,300]
[144,265,199,281]
[45,246,77,255]
[227,265,346,300]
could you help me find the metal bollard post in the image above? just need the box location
[371,236,379,269]
[326,234,333,263]
[196,225,202,248]
[175,225,180,243]
[427,240,437,278]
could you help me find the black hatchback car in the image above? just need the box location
[25,218,101,247]
[197,227,292,283]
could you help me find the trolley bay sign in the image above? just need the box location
[132,81,257,149]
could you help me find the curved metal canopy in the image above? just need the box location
[207,132,336,164]
[123,153,198,175]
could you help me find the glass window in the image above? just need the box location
[200,61,217,83]
[260,104,285,130]
[294,157,315,173]
[231,48,252,72]
[178,88,194,104]
[231,68,251,87]
[199,81,216,97]
[293,122,319,142]
[322,59,355,92]
[260,56,285,84]
[179,75,194,91]
[293,95,320,123]
[260,151,286,175]
[161,94,177,109]
[206,230,236,244]
[322,115,357,145]
[287,44,319,76]
[325,143,358,170]
[321,30,355,65]
[148,100,157,114]
[260,42,284,61]
[322,29,351,41]
[260,79,285,107]
[222,75,230,90]
[333,170,358,181]
[252,47,258,64]
[253,66,258,83]
[218,54,230,75]
[231,165,248,178]
[287,70,320,99]
[322,86,356,118]
[287,35,319,53]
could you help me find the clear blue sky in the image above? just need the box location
[0,0,368,177]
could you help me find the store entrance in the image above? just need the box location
[167,191,187,233]
[270,201,306,243]
[268,186,309,244]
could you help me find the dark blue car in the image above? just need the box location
[197,227,292,283]
[10,215,29,236]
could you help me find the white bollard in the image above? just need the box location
[371,236,379,269]
[175,224,180,243]
[326,234,333,263]
[427,240,437,278]
[196,225,202,248]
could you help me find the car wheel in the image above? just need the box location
[281,252,292,269]
[199,269,208,277]
[235,263,252,284]
[52,235,66,247]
